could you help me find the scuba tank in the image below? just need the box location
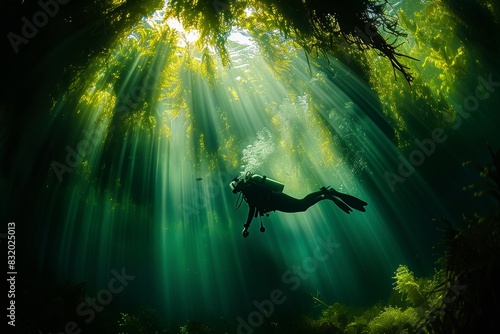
[230,171,284,237]
[249,173,284,193]
[229,171,285,193]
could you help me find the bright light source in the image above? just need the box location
[166,18,200,45]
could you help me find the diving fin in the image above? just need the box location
[327,195,353,214]
[321,186,367,212]
[331,190,367,212]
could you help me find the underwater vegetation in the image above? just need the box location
[13,148,498,333]
[4,0,500,333]
[266,147,498,334]
[116,147,500,332]
[5,0,499,181]
[290,147,500,333]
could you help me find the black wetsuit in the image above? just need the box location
[235,175,367,237]
[240,181,327,229]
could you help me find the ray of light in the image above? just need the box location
[28,3,496,328]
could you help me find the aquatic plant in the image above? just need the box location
[368,0,476,149]
[118,306,167,333]
[309,266,441,333]
[305,145,500,334]
[366,306,419,334]
[417,147,500,333]
[464,145,500,205]
[6,1,500,333]
[422,219,500,332]
[179,320,214,334]
[166,0,416,83]
[392,265,439,308]
[310,301,354,331]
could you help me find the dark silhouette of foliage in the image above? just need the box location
[162,1,417,84]
[13,268,114,333]
[464,145,500,205]
[419,147,500,333]
[119,306,171,333]
[249,0,417,84]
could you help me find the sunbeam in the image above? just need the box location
[4,0,500,332]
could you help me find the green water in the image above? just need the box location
[3,0,500,333]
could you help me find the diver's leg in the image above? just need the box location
[320,187,367,212]
[302,190,325,202]
[269,192,327,213]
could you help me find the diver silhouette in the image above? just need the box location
[229,171,367,238]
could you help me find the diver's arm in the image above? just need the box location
[244,205,256,228]
[242,205,256,238]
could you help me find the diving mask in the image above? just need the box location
[229,171,252,194]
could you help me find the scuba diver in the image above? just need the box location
[229,171,367,238]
